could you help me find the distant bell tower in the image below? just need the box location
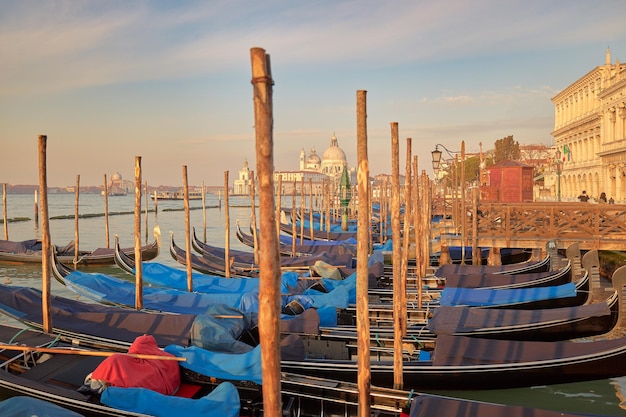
[300,148,305,170]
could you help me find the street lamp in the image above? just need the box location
[555,149,563,202]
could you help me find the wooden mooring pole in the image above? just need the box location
[250,46,281,417]
[390,122,404,389]
[38,135,52,333]
[133,156,143,310]
[184,166,193,290]
[356,90,372,416]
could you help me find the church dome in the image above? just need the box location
[322,134,347,163]
[307,147,322,165]
[111,171,122,181]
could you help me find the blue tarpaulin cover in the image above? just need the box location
[165,344,263,384]
[439,282,577,307]
[101,381,240,417]
[0,396,84,417]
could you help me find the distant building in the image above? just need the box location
[102,171,131,196]
[273,133,356,196]
[480,160,534,203]
[233,159,253,195]
[551,48,626,202]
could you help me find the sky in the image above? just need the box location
[1,1,625,188]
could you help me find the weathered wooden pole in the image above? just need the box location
[472,187,480,265]
[144,181,149,243]
[421,170,431,280]
[183,166,193,290]
[461,141,467,264]
[38,135,52,333]
[390,122,404,389]
[34,189,39,228]
[291,179,297,256]
[224,170,231,278]
[250,47,281,417]
[153,190,158,213]
[202,181,207,241]
[103,174,110,248]
[325,179,331,239]
[133,156,143,310]
[400,138,411,333]
[309,178,314,241]
[250,171,259,265]
[2,183,7,240]
[73,175,80,268]
[276,175,282,241]
[300,177,305,246]
[356,90,372,416]
[413,157,422,306]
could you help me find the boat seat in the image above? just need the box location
[21,354,104,389]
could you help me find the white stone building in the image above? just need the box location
[551,48,626,202]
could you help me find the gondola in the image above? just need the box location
[234,223,357,257]
[434,252,551,277]
[192,227,355,271]
[53,251,351,325]
[0,324,241,417]
[0,226,160,266]
[170,232,355,279]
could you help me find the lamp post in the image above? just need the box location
[555,149,563,202]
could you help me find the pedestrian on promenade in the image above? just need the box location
[578,190,589,202]
[599,192,607,203]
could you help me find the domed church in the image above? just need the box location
[300,133,349,179]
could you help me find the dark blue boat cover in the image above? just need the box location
[0,396,84,417]
[101,381,240,417]
[439,282,577,307]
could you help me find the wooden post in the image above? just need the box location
[183,166,193,290]
[73,175,80,268]
[250,171,259,265]
[276,175,282,242]
[460,141,467,264]
[421,170,431,278]
[400,138,411,333]
[300,177,305,246]
[413,157,422,306]
[224,170,231,278]
[309,178,314,241]
[202,182,207,242]
[34,189,39,228]
[144,181,149,243]
[250,46,281,417]
[134,156,143,310]
[38,136,52,333]
[390,122,403,389]
[2,183,7,240]
[356,90,371,416]
[325,179,331,240]
[292,179,297,256]
[471,187,480,265]
[103,175,110,248]
[153,190,158,213]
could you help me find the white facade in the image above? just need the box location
[551,49,626,202]
[233,159,253,195]
[274,133,356,195]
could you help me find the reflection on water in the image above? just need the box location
[612,377,626,410]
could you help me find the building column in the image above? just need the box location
[617,164,624,202]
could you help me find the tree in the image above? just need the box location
[493,135,521,163]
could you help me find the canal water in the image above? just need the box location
[1,192,625,416]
